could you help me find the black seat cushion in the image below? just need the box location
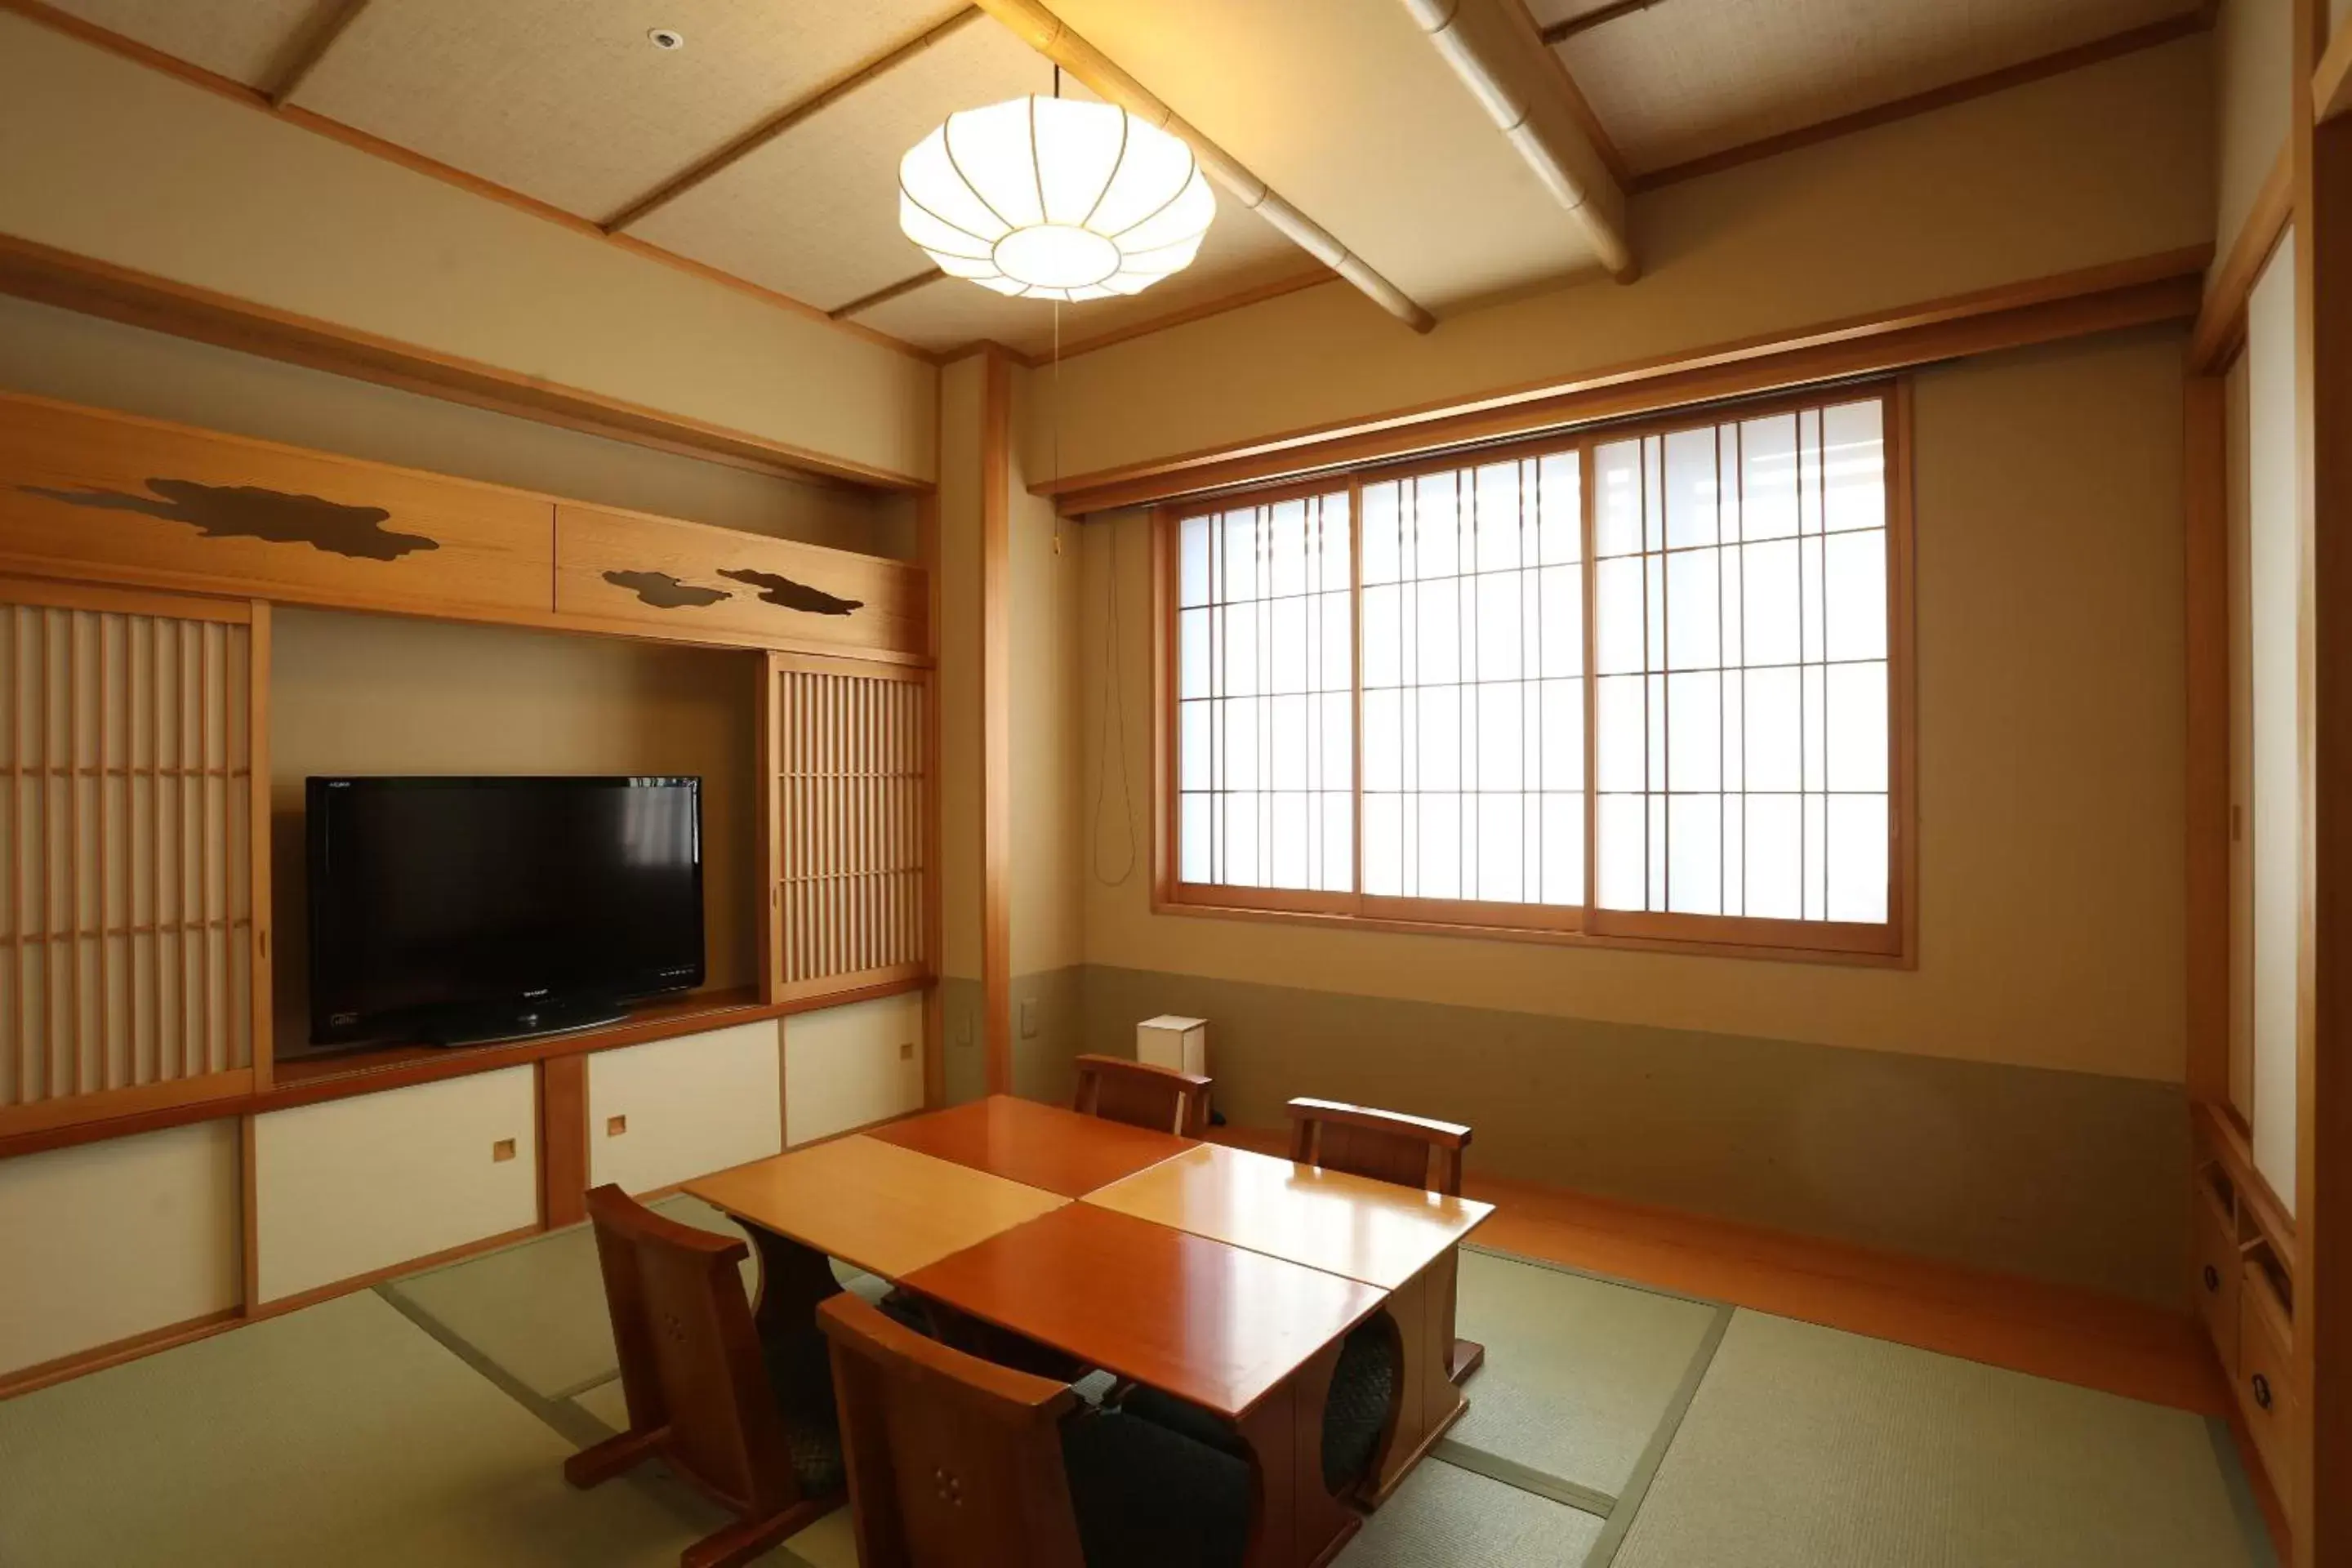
[1321,1316,1400,1493]
[757,1279,933,1497]
[1062,1406,1252,1568]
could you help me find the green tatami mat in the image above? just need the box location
[383,1194,755,1400]
[1443,1247,1723,1506]
[1335,1458,1605,1566]
[0,1291,750,1568]
[1610,1310,2258,1568]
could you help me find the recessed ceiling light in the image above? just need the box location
[648,28,684,50]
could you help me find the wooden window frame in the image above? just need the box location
[1152,382,1917,969]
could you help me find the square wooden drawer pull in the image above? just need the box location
[492,1138,517,1163]
[607,1115,627,1137]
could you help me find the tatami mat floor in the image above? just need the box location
[0,1221,2278,1567]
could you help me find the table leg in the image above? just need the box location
[1232,1337,1359,1568]
[1365,1247,1469,1507]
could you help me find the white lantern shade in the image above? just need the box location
[899,97,1215,302]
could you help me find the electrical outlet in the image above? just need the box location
[606,1115,627,1137]
[1020,997,1038,1039]
[898,1040,915,1061]
[491,1138,516,1163]
[955,1013,973,1049]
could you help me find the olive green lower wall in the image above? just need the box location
[1076,964,2188,1309]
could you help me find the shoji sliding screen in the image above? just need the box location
[0,578,270,1135]
[767,651,932,1003]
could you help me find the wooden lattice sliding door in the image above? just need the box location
[765,652,931,1003]
[0,578,270,1135]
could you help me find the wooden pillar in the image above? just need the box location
[2292,0,2350,1559]
[981,350,1013,1096]
[2185,371,2232,1109]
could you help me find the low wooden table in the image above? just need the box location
[683,1098,1489,1566]
[1085,1141,1495,1501]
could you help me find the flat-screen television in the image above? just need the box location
[306,776,704,1047]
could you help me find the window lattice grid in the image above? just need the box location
[776,664,928,989]
[1590,400,1891,922]
[1175,492,1353,892]
[1359,452,1584,906]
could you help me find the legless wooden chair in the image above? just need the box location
[1072,1053,1212,1137]
[1288,1097,1483,1383]
[568,1185,840,1568]
[818,1292,1250,1568]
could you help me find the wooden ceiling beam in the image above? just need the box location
[2317,11,2352,126]
[831,268,944,319]
[1539,0,1665,47]
[1401,0,1635,279]
[970,0,1437,333]
[601,7,987,234]
[265,0,370,108]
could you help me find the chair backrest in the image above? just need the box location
[818,1292,1087,1568]
[1286,1097,1473,1196]
[1072,1054,1211,1137]
[584,1183,797,1518]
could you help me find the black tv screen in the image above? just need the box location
[306,776,704,1045]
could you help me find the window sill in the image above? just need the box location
[1152,888,1915,969]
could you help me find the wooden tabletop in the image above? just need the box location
[902,1204,1385,1419]
[685,1135,1067,1281]
[1084,1143,1495,1290]
[864,1094,1196,1197]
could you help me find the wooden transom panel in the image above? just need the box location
[903,1203,1384,1419]
[683,1134,1066,1281]
[866,1095,1195,1197]
[1085,1143,1494,1290]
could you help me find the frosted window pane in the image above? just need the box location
[1537,452,1581,565]
[1594,557,1647,675]
[1540,793,1584,906]
[1317,693,1352,791]
[1269,499,1308,598]
[1537,565,1581,677]
[1646,673,1668,790]
[1317,493,1352,591]
[1824,662,1887,792]
[1318,792,1352,893]
[1667,672,1721,792]
[1364,794,1402,896]
[1269,695,1307,790]
[1597,793,1646,908]
[1595,440,1643,557]
[1474,462,1523,573]
[1414,579,1461,685]
[1665,546,1721,670]
[1741,414,1799,541]
[1362,482,1401,586]
[1476,572,1525,681]
[1416,685,1462,792]
[1180,795,1211,883]
[1318,590,1351,692]
[1223,604,1259,693]
[1220,510,1258,601]
[1178,608,1211,698]
[1823,530,1886,662]
[1822,401,1885,533]
[1417,794,1463,899]
[1179,514,1212,606]
[1802,662,1826,791]
[1741,540,1799,666]
[1270,596,1307,694]
[1667,795,1722,915]
[1477,683,1522,789]
[1271,792,1309,888]
[1721,670,1745,791]
[1179,702,1209,791]
[1647,794,1669,906]
[1595,675,1647,791]
[1802,794,1827,919]
[1664,427,1720,549]
[1826,795,1888,922]
[1412,473,1460,580]
[1223,697,1261,791]
[1362,585,1401,689]
[1363,689,1402,792]
[1224,795,1262,887]
[1539,678,1584,791]
[1744,795,1800,917]
[1744,667,1800,790]
[1475,795,1525,902]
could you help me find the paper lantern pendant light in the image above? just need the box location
[899,96,1216,302]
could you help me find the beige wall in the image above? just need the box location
[1078,328,2190,1085]
[1009,366,1085,980]
[936,357,985,992]
[1030,38,2212,482]
[0,11,937,485]
[270,609,760,1051]
[2214,0,2293,261]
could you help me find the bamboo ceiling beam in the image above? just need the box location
[602,7,987,233]
[831,268,943,319]
[969,0,1438,333]
[1401,0,1635,279]
[1539,0,1665,46]
[265,0,370,108]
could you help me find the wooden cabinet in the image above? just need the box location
[249,1066,538,1304]
[2191,1169,2243,1368]
[2235,1254,2301,1503]
[586,1021,783,1196]
[0,577,270,1138]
